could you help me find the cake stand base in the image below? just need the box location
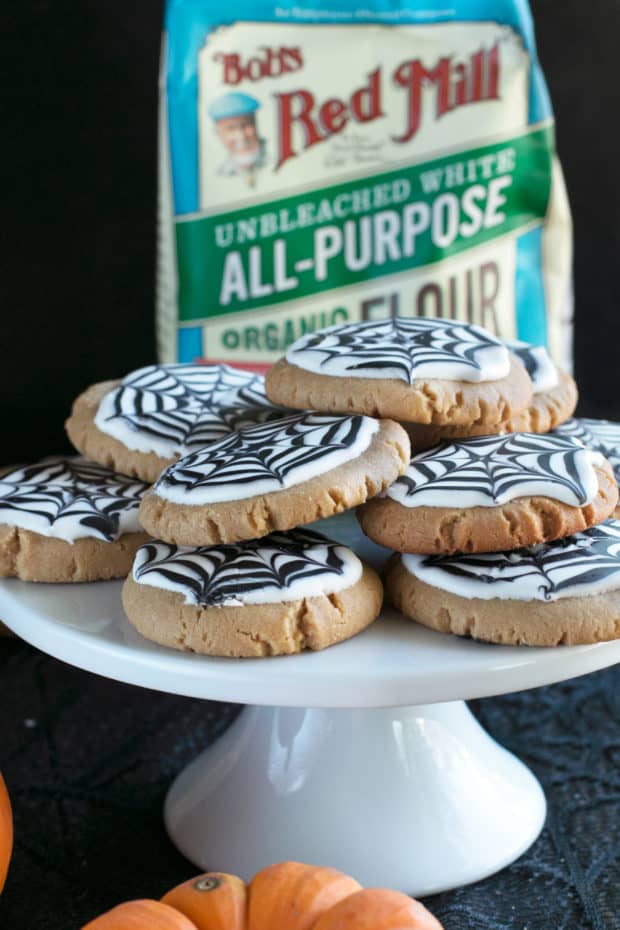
[164,700,545,896]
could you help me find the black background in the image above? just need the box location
[3,1,620,464]
[1,6,620,928]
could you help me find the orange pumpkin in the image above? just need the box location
[164,862,443,930]
[162,872,247,930]
[247,862,363,930]
[0,774,13,894]
[312,888,444,929]
[81,899,199,929]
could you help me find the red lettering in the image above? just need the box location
[215,47,304,85]
[471,51,484,102]
[261,47,277,78]
[454,63,468,107]
[391,44,500,144]
[350,68,383,122]
[247,56,264,81]
[276,90,324,169]
[213,53,243,86]
[285,47,303,72]
[320,98,348,135]
[271,46,501,166]
[275,70,385,168]
[392,58,451,143]
[487,45,500,99]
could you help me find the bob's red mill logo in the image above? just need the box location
[213,43,500,169]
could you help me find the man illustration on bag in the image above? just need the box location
[209,92,267,186]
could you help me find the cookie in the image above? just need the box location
[65,363,288,483]
[385,520,620,646]
[553,418,620,517]
[358,432,618,554]
[265,318,533,427]
[122,529,383,656]
[0,458,149,582]
[404,339,577,450]
[139,413,410,545]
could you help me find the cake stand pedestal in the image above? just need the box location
[164,699,545,894]
[2,568,619,895]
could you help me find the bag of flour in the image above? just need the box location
[157,0,572,372]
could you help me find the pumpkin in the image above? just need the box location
[81,899,199,929]
[163,862,442,930]
[162,872,247,930]
[312,888,444,929]
[0,774,13,894]
[247,862,363,930]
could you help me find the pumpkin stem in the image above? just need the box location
[193,876,222,893]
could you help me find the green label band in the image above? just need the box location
[176,125,553,323]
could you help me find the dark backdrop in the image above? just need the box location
[3,0,619,463]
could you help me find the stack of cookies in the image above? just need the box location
[267,318,620,647]
[70,363,410,656]
[2,316,620,654]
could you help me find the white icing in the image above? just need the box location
[131,530,362,607]
[388,433,605,509]
[154,413,379,505]
[0,458,147,543]
[553,418,620,483]
[286,317,510,384]
[505,340,559,393]
[401,520,620,601]
[94,363,285,458]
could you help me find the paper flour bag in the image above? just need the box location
[157,0,572,371]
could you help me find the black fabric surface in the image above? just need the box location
[0,637,618,929]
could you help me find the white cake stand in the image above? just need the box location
[1,513,619,896]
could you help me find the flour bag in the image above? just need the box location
[157,0,572,371]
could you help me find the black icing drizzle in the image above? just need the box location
[100,363,287,452]
[289,317,505,383]
[504,340,551,388]
[0,458,149,541]
[416,520,620,600]
[133,528,351,606]
[553,418,620,483]
[156,413,368,495]
[395,432,597,506]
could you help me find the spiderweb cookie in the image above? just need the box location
[404,338,577,450]
[553,418,620,518]
[0,458,149,582]
[66,363,289,483]
[123,529,383,656]
[139,413,410,545]
[359,432,617,554]
[265,318,532,427]
[385,520,620,646]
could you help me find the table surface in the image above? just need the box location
[0,636,618,930]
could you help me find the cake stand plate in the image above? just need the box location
[1,516,619,894]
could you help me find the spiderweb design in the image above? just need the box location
[504,339,558,392]
[133,528,351,606]
[156,413,368,495]
[554,417,620,483]
[98,363,287,453]
[288,317,508,383]
[0,458,149,540]
[417,520,620,600]
[393,433,600,506]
